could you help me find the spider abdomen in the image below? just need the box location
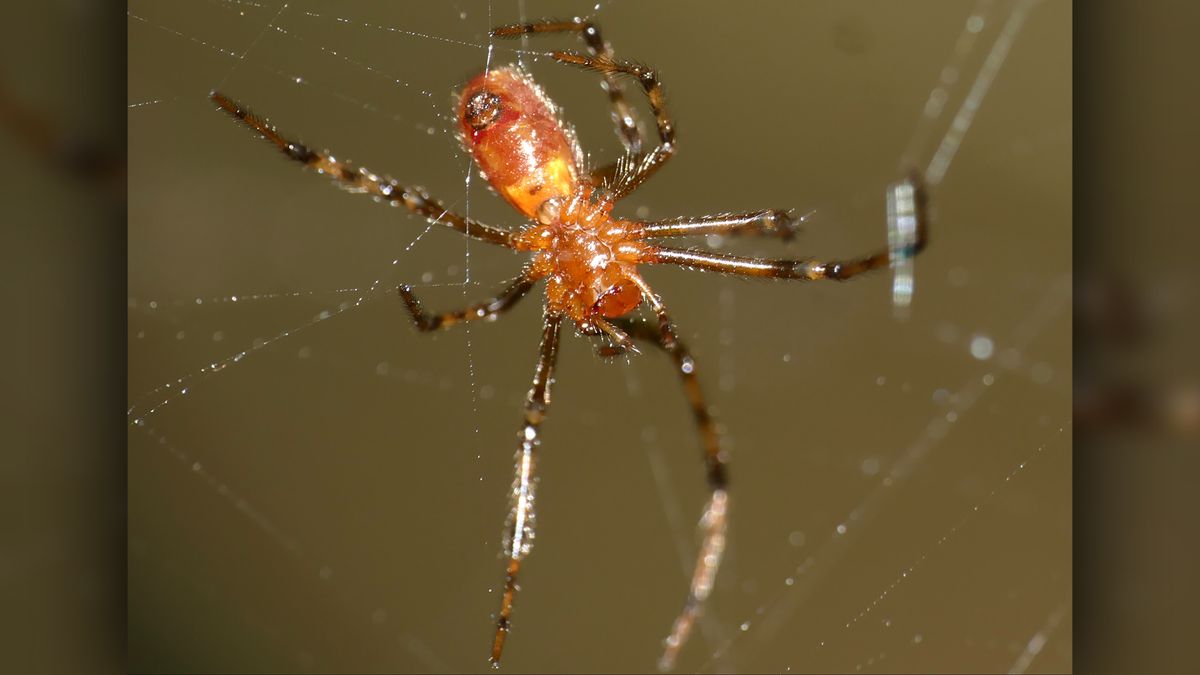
[459,67,583,220]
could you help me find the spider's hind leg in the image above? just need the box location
[610,293,728,671]
[398,268,540,332]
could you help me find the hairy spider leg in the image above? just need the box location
[639,210,804,243]
[639,175,930,281]
[209,92,517,247]
[546,51,676,200]
[398,267,543,332]
[491,312,563,667]
[491,19,644,156]
[492,21,675,200]
[608,288,729,672]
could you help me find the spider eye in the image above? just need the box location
[465,90,503,131]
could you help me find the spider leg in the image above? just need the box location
[640,179,930,281]
[491,19,644,155]
[210,92,516,247]
[616,282,728,672]
[639,210,803,243]
[592,316,641,357]
[398,269,541,332]
[491,312,564,668]
[548,52,676,200]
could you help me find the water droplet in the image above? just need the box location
[969,335,994,360]
[861,457,881,476]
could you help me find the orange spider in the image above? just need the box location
[212,18,927,671]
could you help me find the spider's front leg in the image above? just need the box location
[491,19,644,155]
[551,52,676,199]
[210,92,517,248]
[640,210,805,244]
[493,20,678,199]
[491,312,564,668]
[641,175,930,282]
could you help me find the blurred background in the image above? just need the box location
[4,1,1196,674]
[125,1,1071,672]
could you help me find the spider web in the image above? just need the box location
[127,1,1071,672]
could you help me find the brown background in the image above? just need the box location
[126,1,1071,672]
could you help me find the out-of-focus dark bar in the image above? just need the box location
[1077,2,1200,674]
[1,2,125,674]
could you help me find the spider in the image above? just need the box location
[211,17,928,671]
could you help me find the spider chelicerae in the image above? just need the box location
[212,17,929,671]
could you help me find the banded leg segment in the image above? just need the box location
[549,51,676,199]
[491,19,643,155]
[641,179,930,281]
[640,210,803,243]
[491,313,564,668]
[398,270,540,332]
[613,286,729,671]
[645,246,890,280]
[211,92,515,247]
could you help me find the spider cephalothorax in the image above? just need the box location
[212,16,927,671]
